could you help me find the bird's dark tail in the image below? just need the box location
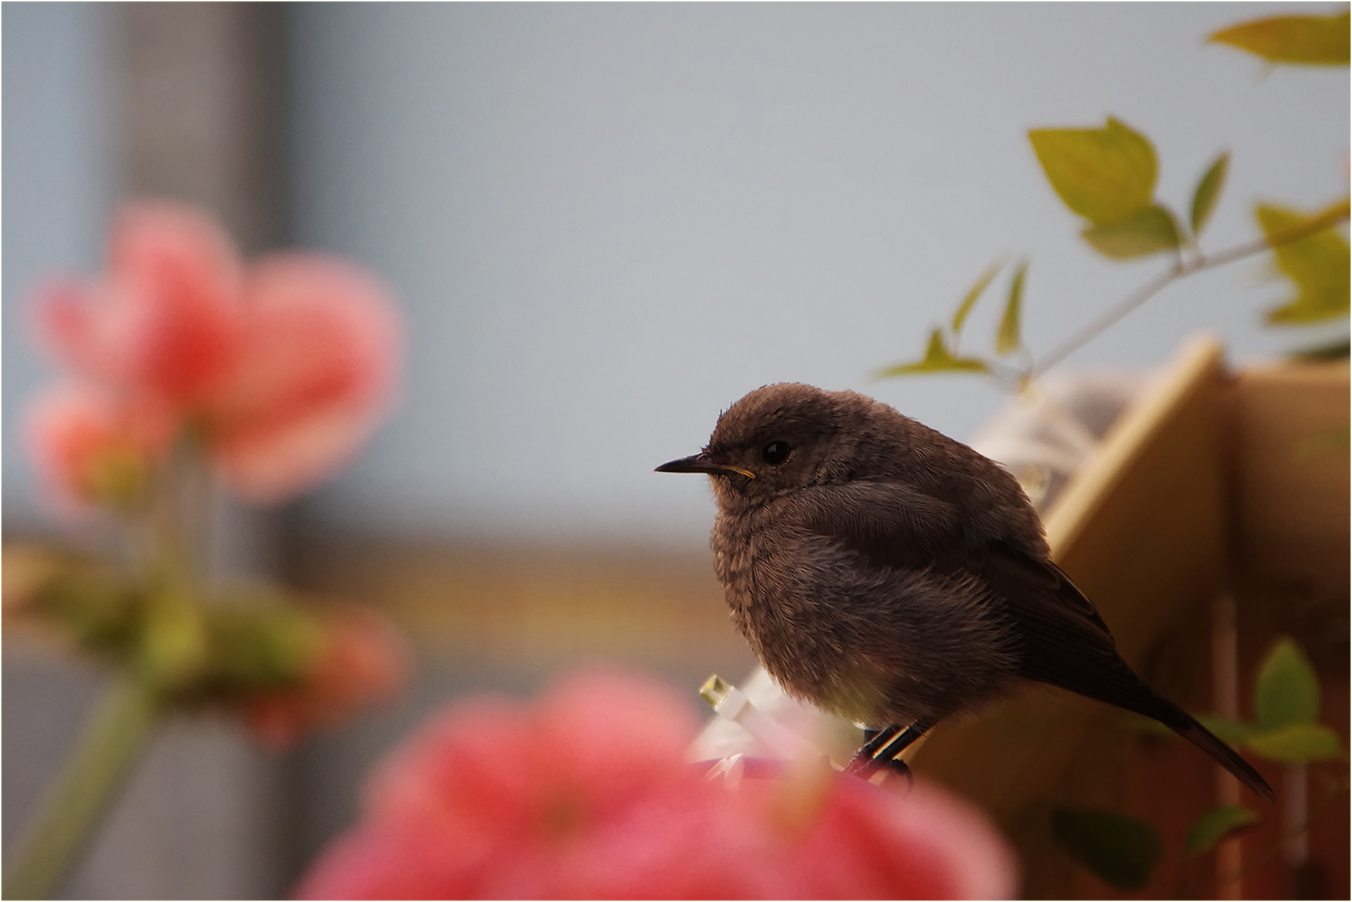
[1013,566,1274,802]
[1074,670,1275,803]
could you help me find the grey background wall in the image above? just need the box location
[6,3,1349,548]
[4,3,112,532]
[281,2,1349,545]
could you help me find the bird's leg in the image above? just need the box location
[845,724,901,777]
[844,719,935,787]
[853,725,900,766]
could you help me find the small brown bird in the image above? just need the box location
[657,382,1272,801]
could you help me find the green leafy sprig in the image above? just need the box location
[879,9,1350,389]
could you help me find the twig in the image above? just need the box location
[1030,199,1350,378]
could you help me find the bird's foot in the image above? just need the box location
[844,719,934,789]
[844,745,915,789]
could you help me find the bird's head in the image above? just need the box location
[655,383,876,506]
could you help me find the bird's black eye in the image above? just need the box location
[762,441,791,465]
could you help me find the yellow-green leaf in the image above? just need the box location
[1291,337,1351,361]
[1081,205,1182,259]
[1029,117,1158,225]
[1190,152,1229,236]
[1297,424,1350,456]
[1121,712,1175,737]
[1195,714,1257,746]
[875,328,990,377]
[1245,722,1344,764]
[1256,203,1351,325]
[1254,636,1319,730]
[1210,11,1351,66]
[1187,805,1261,856]
[996,261,1027,355]
[951,258,1006,334]
[1051,807,1161,891]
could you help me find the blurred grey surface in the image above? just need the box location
[281,2,1349,545]
[5,2,1348,544]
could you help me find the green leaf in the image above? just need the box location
[1029,117,1158,225]
[1245,722,1344,764]
[951,258,1006,334]
[996,261,1028,355]
[1254,636,1320,730]
[1210,11,1351,66]
[1298,424,1350,457]
[1195,714,1258,745]
[1256,203,1351,325]
[1081,204,1182,259]
[1187,805,1261,856]
[1190,152,1230,236]
[1291,337,1351,361]
[1121,712,1176,737]
[1051,807,1162,891]
[875,328,990,378]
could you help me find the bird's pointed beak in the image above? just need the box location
[654,453,755,480]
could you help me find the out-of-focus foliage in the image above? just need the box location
[1029,118,1160,227]
[1079,633,1346,889]
[1256,201,1351,325]
[874,328,990,378]
[880,7,1350,384]
[950,257,1005,334]
[1209,10,1350,66]
[1189,152,1230,236]
[996,261,1028,355]
[1050,807,1161,891]
[1255,636,1323,729]
[1185,804,1261,856]
[1198,636,1347,766]
[1080,204,1182,261]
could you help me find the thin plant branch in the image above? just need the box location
[1030,199,1350,378]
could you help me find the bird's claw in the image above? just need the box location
[845,745,915,789]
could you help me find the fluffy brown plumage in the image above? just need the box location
[658,382,1272,801]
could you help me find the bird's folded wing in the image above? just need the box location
[980,544,1177,718]
[783,481,966,572]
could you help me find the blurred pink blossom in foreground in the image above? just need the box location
[297,671,1017,899]
[27,200,401,505]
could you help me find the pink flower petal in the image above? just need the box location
[241,607,408,750]
[790,777,1020,899]
[207,253,401,502]
[23,381,174,512]
[33,201,245,409]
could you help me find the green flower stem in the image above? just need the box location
[3,673,162,900]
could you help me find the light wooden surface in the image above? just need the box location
[1228,357,1350,594]
[915,336,1232,803]
[911,337,1348,897]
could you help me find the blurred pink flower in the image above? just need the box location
[204,254,402,502]
[35,202,244,410]
[243,607,408,749]
[296,671,1017,899]
[23,382,173,511]
[29,200,401,504]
